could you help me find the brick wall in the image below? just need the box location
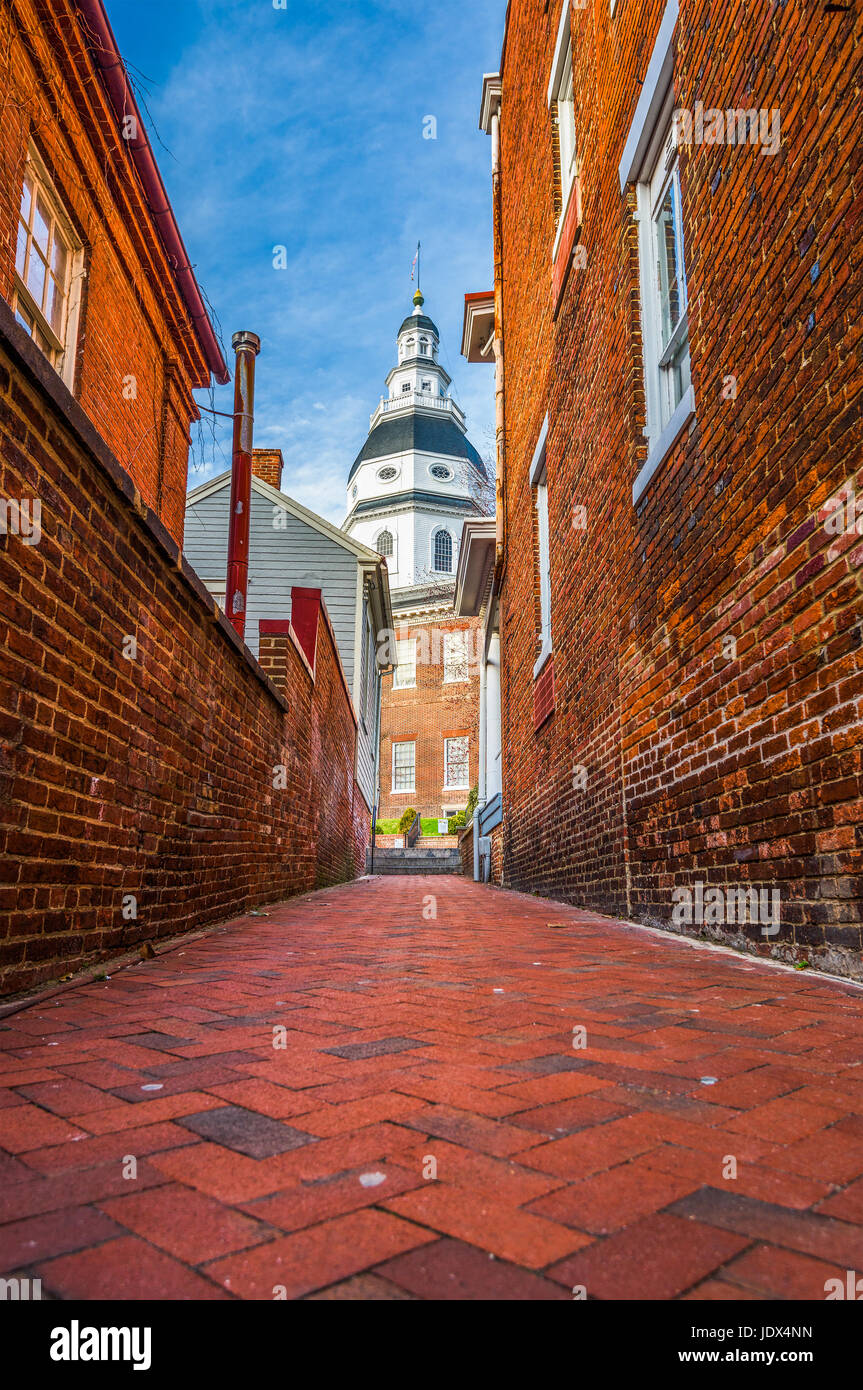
[0,0,216,548]
[494,0,862,976]
[379,613,481,821]
[458,820,474,876]
[0,307,367,998]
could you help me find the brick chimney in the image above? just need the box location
[251,448,284,491]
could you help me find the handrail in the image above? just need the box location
[405,811,421,847]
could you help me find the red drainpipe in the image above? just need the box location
[226,332,261,641]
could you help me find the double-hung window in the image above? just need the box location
[443,630,469,683]
[444,737,469,791]
[13,151,82,389]
[619,2,696,503]
[641,121,690,435]
[548,5,579,267]
[393,636,416,689]
[392,741,415,792]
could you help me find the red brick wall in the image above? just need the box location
[379,614,481,821]
[0,310,367,998]
[458,820,474,875]
[0,0,213,547]
[495,0,863,975]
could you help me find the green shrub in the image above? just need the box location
[397,807,417,833]
[465,784,479,821]
[448,810,467,832]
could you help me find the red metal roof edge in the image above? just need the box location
[75,0,230,385]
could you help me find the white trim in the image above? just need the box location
[632,384,695,505]
[547,1,574,107]
[529,413,549,487]
[533,637,553,681]
[14,146,85,392]
[430,523,454,574]
[479,72,502,133]
[533,468,553,675]
[618,0,679,190]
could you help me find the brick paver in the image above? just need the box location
[1,875,862,1300]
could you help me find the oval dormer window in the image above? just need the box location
[429,463,453,482]
[351,484,358,499]
[377,465,398,482]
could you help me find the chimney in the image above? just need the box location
[252,448,284,491]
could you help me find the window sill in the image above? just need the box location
[533,638,553,681]
[632,385,696,506]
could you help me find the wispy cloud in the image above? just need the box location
[108,0,504,525]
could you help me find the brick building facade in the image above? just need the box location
[0,0,227,547]
[0,3,368,998]
[464,0,862,976]
[378,609,481,823]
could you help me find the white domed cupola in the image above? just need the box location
[344,289,488,594]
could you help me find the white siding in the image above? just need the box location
[184,482,359,688]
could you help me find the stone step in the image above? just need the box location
[366,846,462,875]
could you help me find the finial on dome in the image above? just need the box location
[412,288,424,309]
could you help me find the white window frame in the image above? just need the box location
[530,416,553,678]
[443,630,469,684]
[443,736,470,791]
[431,526,454,573]
[376,528,395,561]
[617,0,694,505]
[393,636,416,689]
[204,581,226,612]
[392,740,416,793]
[548,4,578,263]
[13,147,84,391]
[634,97,692,466]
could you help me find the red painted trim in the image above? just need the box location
[534,655,556,730]
[75,0,229,384]
[552,177,582,317]
[290,587,322,672]
[258,620,292,636]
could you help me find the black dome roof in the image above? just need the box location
[398,313,439,336]
[348,412,486,483]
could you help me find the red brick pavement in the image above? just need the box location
[1,876,862,1300]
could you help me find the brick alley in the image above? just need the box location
[1,875,863,1301]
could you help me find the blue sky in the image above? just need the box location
[107,0,505,525]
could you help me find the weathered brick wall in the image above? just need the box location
[458,820,474,876]
[0,309,367,998]
[0,0,214,547]
[379,613,481,820]
[495,0,862,975]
